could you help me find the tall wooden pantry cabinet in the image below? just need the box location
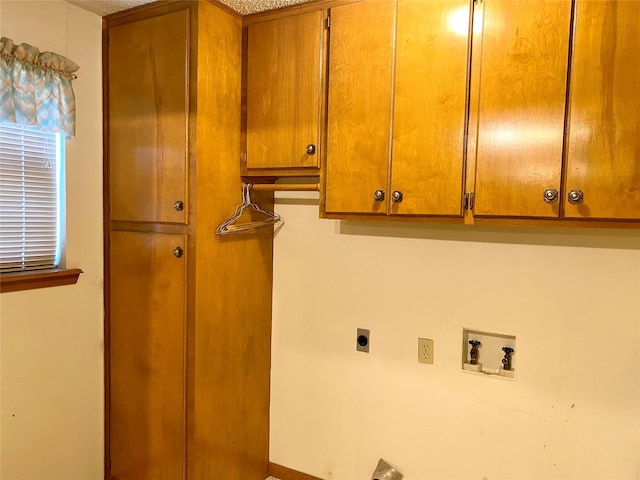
[104,1,273,479]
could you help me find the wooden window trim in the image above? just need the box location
[0,268,83,293]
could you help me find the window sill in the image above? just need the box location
[0,268,83,293]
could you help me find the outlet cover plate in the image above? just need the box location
[418,338,434,364]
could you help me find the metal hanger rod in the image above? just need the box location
[249,183,319,192]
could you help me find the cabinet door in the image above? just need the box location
[391,0,470,216]
[473,0,572,217]
[325,1,395,215]
[110,231,186,480]
[246,11,323,171]
[108,10,189,224]
[565,0,640,220]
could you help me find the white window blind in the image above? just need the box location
[0,123,61,272]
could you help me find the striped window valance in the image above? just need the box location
[0,37,79,137]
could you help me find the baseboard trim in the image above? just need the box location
[268,462,324,480]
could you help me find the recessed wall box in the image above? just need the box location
[462,328,516,379]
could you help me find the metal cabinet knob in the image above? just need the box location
[173,246,184,258]
[373,190,385,202]
[568,189,584,205]
[305,144,316,155]
[543,189,558,203]
[391,191,403,203]
[173,200,184,212]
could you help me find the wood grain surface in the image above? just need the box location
[108,9,189,224]
[247,11,323,170]
[191,2,272,478]
[473,0,572,217]
[565,0,640,220]
[391,0,471,216]
[109,231,187,480]
[325,0,395,214]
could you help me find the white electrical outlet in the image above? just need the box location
[418,338,434,364]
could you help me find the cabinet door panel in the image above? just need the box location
[391,0,470,216]
[325,1,395,215]
[247,11,323,170]
[565,0,640,220]
[474,0,572,217]
[110,231,186,480]
[109,10,189,224]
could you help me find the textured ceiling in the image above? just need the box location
[220,0,311,14]
[66,0,312,16]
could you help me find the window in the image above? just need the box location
[0,37,81,292]
[0,123,80,293]
[0,123,63,272]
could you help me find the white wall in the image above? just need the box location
[271,193,640,480]
[0,2,104,479]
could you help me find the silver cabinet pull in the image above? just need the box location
[173,200,184,212]
[373,190,385,202]
[568,189,584,205]
[305,144,316,155]
[391,191,403,203]
[543,189,558,203]
[173,246,184,258]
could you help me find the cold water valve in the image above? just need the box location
[501,346,514,371]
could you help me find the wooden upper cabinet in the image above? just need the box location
[565,0,640,220]
[325,1,395,215]
[109,230,187,480]
[245,11,324,172]
[391,0,470,216]
[325,0,470,216]
[473,0,572,218]
[108,9,189,224]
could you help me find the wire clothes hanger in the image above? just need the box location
[215,183,283,236]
